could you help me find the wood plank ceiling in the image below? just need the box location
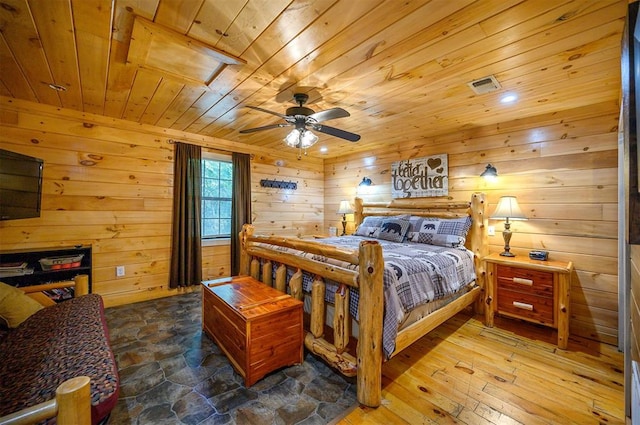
[0,0,627,159]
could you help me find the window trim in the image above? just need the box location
[201,152,232,240]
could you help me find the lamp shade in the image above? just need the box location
[337,200,354,214]
[490,196,527,220]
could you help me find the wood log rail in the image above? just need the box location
[238,192,488,408]
[0,376,91,425]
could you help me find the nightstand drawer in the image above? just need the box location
[497,288,554,325]
[496,265,553,297]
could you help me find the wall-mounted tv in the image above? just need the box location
[0,149,44,221]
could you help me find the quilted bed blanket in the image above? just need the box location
[259,235,476,357]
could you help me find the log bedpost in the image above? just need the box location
[262,261,273,287]
[333,284,350,354]
[310,277,326,338]
[239,225,254,276]
[290,269,303,301]
[275,264,287,293]
[356,240,384,408]
[250,259,260,280]
[354,197,364,227]
[468,193,489,320]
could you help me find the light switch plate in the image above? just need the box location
[116,266,125,277]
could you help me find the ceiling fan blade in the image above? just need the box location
[307,107,350,123]
[312,124,361,142]
[239,123,291,134]
[245,105,288,119]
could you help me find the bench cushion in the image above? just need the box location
[0,294,119,424]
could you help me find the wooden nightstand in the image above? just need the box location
[484,253,573,349]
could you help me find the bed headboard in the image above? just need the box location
[353,192,488,260]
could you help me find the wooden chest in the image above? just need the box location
[201,276,303,387]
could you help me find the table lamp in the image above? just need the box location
[337,200,354,236]
[491,196,527,257]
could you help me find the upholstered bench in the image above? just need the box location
[0,292,119,424]
[202,275,304,386]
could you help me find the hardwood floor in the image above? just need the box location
[336,312,624,425]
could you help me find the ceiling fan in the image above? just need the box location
[239,93,361,147]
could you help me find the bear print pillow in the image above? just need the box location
[377,218,410,243]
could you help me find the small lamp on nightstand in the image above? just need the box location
[337,200,354,236]
[491,196,527,257]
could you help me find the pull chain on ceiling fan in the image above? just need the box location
[240,93,360,157]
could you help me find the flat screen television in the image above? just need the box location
[0,149,44,221]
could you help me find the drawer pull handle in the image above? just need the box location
[512,277,533,286]
[513,301,534,311]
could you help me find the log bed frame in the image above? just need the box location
[0,275,92,425]
[239,192,488,407]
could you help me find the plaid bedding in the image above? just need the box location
[258,235,476,357]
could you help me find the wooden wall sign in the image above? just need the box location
[391,154,448,198]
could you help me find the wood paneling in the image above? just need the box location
[0,98,323,307]
[0,1,626,159]
[325,102,619,344]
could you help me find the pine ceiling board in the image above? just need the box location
[197,0,428,136]
[154,0,206,34]
[139,78,184,125]
[0,34,38,102]
[0,80,12,97]
[72,0,114,115]
[27,0,82,110]
[122,68,162,121]
[332,1,622,122]
[104,38,139,118]
[112,0,160,43]
[187,0,249,47]
[347,8,626,127]
[187,0,338,133]
[156,85,206,127]
[0,0,60,105]
[182,0,381,132]
[478,0,591,36]
[204,0,437,137]
[211,0,291,58]
[222,0,506,141]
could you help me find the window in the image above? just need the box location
[201,157,232,238]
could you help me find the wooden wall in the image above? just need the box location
[324,101,620,345]
[0,97,323,307]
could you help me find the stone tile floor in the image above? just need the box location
[104,291,356,424]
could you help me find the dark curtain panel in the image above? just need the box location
[170,142,202,288]
[231,152,252,276]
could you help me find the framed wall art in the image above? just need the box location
[391,154,448,198]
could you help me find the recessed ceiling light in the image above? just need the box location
[48,83,67,92]
[319,146,328,153]
[500,93,518,104]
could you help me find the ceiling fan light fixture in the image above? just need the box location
[284,129,318,148]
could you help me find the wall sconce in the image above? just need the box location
[491,196,527,257]
[337,200,354,236]
[480,164,498,181]
[359,177,373,186]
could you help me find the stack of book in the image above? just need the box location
[0,262,34,278]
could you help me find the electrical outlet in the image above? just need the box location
[488,226,495,236]
[116,266,125,277]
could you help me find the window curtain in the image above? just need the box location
[170,142,202,288]
[231,152,252,276]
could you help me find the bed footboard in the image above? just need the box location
[239,192,487,408]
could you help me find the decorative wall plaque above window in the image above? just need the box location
[391,154,448,198]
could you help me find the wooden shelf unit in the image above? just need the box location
[0,245,92,296]
[485,253,573,349]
